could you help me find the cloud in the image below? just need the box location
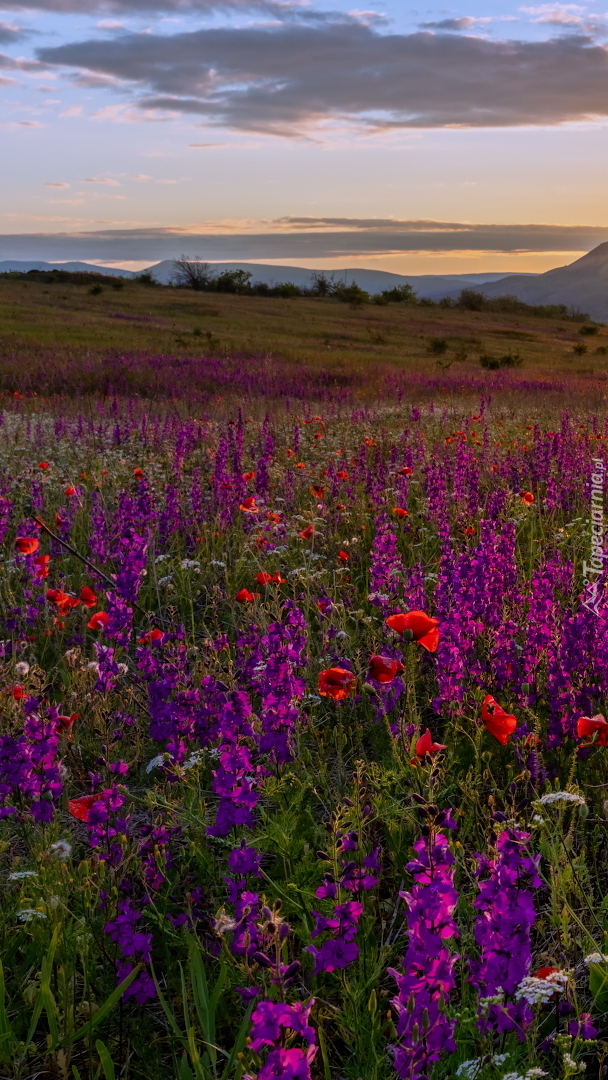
[0,20,27,42]
[84,176,120,184]
[2,219,608,263]
[36,21,608,134]
[521,4,588,25]
[44,181,70,186]
[420,17,480,31]
[0,0,299,14]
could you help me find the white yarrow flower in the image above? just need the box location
[515,971,568,1005]
[538,791,586,807]
[584,952,608,965]
[17,908,47,922]
[8,871,38,880]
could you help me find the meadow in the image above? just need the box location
[1,274,608,1080]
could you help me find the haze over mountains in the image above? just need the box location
[2,245,608,320]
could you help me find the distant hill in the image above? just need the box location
[0,257,544,299]
[478,243,608,321]
[0,260,136,277]
[143,259,533,295]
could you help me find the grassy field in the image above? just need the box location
[1,273,608,1080]
[1,274,606,386]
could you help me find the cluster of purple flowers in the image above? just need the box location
[389,811,459,1080]
[244,999,317,1080]
[470,828,543,1038]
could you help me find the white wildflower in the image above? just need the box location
[8,871,38,880]
[48,840,72,859]
[532,815,545,825]
[181,559,200,570]
[14,662,29,677]
[182,751,205,771]
[145,754,167,773]
[87,662,100,674]
[584,952,608,965]
[563,1055,585,1072]
[538,791,586,807]
[157,575,173,586]
[456,1054,508,1077]
[515,971,569,1005]
[154,554,169,564]
[17,908,47,922]
[117,664,128,675]
[209,560,226,568]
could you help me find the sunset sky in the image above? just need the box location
[2,0,608,273]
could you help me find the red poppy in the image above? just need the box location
[399,467,413,476]
[7,685,26,701]
[87,611,109,631]
[385,610,440,652]
[47,589,80,616]
[235,589,259,603]
[139,628,164,644]
[286,449,295,457]
[133,468,144,479]
[363,438,375,447]
[520,491,534,505]
[533,967,559,980]
[255,536,269,548]
[33,554,50,579]
[296,462,306,469]
[267,512,281,523]
[318,667,357,701]
[242,471,256,482]
[463,526,476,537]
[392,508,409,518]
[68,794,101,822]
[576,713,608,746]
[15,537,39,555]
[368,654,405,684]
[55,712,79,738]
[415,728,447,758]
[317,597,332,614]
[79,586,97,608]
[311,486,325,499]
[337,471,349,480]
[336,503,346,510]
[38,462,50,470]
[524,732,541,749]
[64,486,77,497]
[256,572,285,585]
[54,513,64,527]
[299,525,314,540]
[338,550,349,562]
[481,694,518,745]
[239,496,259,514]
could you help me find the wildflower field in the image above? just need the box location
[3,297,608,1080]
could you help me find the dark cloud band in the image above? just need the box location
[1,221,607,262]
[36,23,608,132]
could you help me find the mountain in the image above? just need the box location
[143,259,533,294]
[0,257,541,299]
[477,243,608,321]
[0,260,135,277]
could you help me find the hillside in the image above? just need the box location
[479,243,608,321]
[0,270,605,394]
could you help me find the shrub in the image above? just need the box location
[427,338,448,356]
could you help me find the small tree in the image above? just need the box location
[171,255,213,291]
[308,271,336,297]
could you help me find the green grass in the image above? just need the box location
[0,276,605,381]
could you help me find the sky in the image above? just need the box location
[1,0,608,274]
